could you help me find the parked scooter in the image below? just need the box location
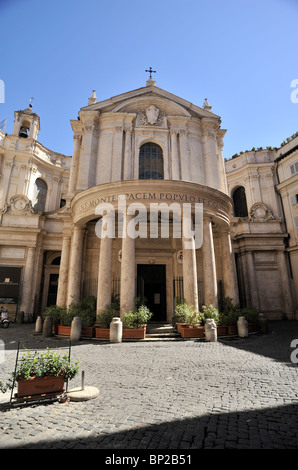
[0,307,9,328]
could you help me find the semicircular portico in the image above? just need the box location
[71,179,233,229]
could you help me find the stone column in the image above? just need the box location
[20,247,36,315]
[179,130,190,181]
[96,228,113,315]
[277,250,294,318]
[245,251,259,310]
[216,133,228,194]
[67,134,81,194]
[182,212,199,310]
[123,127,132,180]
[170,129,180,180]
[76,115,98,190]
[221,230,239,304]
[56,234,71,307]
[67,227,85,305]
[120,214,135,317]
[111,126,124,182]
[202,217,218,307]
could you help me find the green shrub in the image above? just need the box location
[201,304,220,325]
[42,305,66,325]
[185,309,203,327]
[68,296,96,327]
[219,297,241,326]
[240,307,258,323]
[96,305,118,328]
[1,348,80,392]
[175,303,203,326]
[122,305,152,329]
[59,308,76,326]
[175,303,195,323]
[222,309,240,326]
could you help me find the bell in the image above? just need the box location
[19,126,28,138]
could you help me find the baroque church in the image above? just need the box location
[0,74,297,323]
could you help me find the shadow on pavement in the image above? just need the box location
[7,400,298,449]
[217,321,298,366]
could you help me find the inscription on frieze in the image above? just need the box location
[78,191,226,213]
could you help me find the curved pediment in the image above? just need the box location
[82,84,219,121]
[112,95,192,119]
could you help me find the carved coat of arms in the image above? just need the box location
[137,106,166,126]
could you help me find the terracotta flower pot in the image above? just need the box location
[227,325,237,335]
[217,325,227,336]
[52,324,58,335]
[180,326,204,338]
[81,326,95,338]
[123,325,146,339]
[95,327,110,339]
[57,325,71,336]
[176,323,189,333]
[248,323,257,333]
[17,376,65,401]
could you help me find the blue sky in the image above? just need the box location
[0,0,297,160]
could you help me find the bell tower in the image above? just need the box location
[12,99,40,140]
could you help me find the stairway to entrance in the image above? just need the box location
[146,322,180,340]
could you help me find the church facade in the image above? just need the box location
[0,76,297,323]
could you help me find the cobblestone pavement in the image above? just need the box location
[1,321,298,450]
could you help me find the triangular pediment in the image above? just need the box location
[81,84,220,121]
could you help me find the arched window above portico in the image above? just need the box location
[139,143,164,180]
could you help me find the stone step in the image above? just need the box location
[145,323,181,339]
[146,323,176,335]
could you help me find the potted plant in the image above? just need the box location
[216,312,227,336]
[68,296,97,338]
[179,306,204,338]
[174,302,191,332]
[219,297,240,335]
[122,305,152,339]
[240,307,258,332]
[57,308,75,336]
[1,348,79,402]
[95,306,117,338]
[42,305,66,335]
[201,304,227,336]
[225,309,240,335]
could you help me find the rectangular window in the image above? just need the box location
[290,162,298,175]
[290,194,298,205]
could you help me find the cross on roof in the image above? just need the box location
[145,67,156,78]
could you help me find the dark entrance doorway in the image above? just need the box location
[137,264,166,322]
[47,273,59,306]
